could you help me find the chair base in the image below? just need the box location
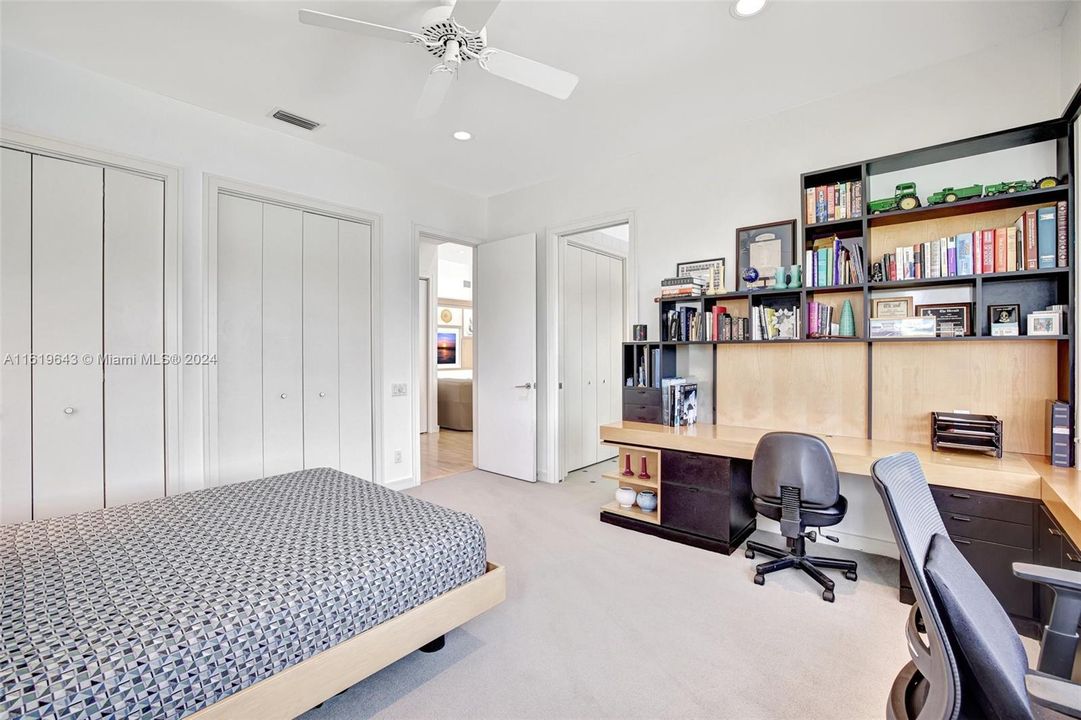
[746,538,858,602]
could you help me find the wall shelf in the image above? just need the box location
[866,184,1069,228]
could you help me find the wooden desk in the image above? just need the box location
[600,421,1081,547]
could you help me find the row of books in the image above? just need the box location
[660,377,698,427]
[659,276,704,299]
[663,306,750,342]
[806,301,839,338]
[806,236,865,287]
[878,202,1068,281]
[805,181,864,224]
[631,347,663,388]
[751,304,801,341]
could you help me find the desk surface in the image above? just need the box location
[600,421,1081,547]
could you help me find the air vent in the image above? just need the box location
[463,280,472,288]
[271,108,321,131]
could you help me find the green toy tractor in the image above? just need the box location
[927,184,984,205]
[868,182,921,214]
[984,180,1034,196]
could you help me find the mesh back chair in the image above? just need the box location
[744,432,858,602]
[871,451,1081,720]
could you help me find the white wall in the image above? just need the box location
[487,26,1066,552]
[1,45,486,491]
[1062,2,1081,111]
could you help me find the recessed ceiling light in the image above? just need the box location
[452,130,473,141]
[731,0,766,18]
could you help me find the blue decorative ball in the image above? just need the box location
[742,266,760,283]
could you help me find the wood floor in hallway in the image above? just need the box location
[420,429,474,482]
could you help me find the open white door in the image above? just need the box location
[476,233,537,481]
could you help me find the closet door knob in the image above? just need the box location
[280,393,288,399]
[319,392,326,398]
[64,407,74,415]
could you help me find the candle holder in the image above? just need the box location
[638,456,651,480]
[622,453,634,477]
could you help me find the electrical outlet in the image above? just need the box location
[393,449,403,464]
[391,383,407,397]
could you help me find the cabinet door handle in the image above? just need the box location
[950,515,972,522]
[954,538,972,545]
[1048,527,1062,537]
[1067,553,1081,563]
[950,493,971,500]
[687,486,699,493]
[319,392,326,398]
[280,393,288,399]
[63,407,74,415]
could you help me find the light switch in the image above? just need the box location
[391,383,408,397]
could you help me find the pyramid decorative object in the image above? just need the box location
[839,299,856,337]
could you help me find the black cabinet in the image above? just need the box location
[952,536,1034,618]
[659,451,755,550]
[623,387,662,423]
[1036,506,1081,639]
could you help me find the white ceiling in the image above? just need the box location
[1,1,1070,197]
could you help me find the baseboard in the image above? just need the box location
[755,518,898,559]
[383,476,419,491]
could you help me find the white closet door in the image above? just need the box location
[580,249,598,469]
[31,155,104,519]
[338,220,373,480]
[562,244,583,473]
[302,212,340,469]
[104,168,165,507]
[262,203,304,477]
[609,255,624,436]
[217,194,263,484]
[1,149,32,523]
[595,253,612,463]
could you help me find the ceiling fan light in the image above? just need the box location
[731,0,766,18]
[453,130,473,141]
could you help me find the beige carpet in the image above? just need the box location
[303,461,913,719]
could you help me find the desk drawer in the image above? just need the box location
[661,483,727,540]
[931,486,1035,526]
[952,535,1034,618]
[623,404,662,423]
[623,387,661,406]
[661,451,730,492]
[942,513,1032,549]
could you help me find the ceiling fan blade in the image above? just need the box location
[480,49,579,100]
[415,67,456,118]
[298,9,422,43]
[450,0,501,33]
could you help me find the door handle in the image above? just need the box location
[64,407,74,415]
[280,393,288,399]
[514,382,533,389]
[319,392,326,398]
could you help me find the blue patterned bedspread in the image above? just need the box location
[1,468,487,719]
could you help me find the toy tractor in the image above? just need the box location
[1036,176,1061,189]
[868,182,921,214]
[984,180,1034,196]
[928,184,984,205]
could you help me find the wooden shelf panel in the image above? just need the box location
[601,473,658,489]
[866,185,1068,228]
[804,217,863,232]
[601,500,660,525]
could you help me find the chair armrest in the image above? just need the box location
[1014,563,1081,593]
[1026,672,1081,718]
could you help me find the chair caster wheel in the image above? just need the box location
[753,573,765,586]
[745,549,755,559]
[845,570,858,581]
[822,590,835,602]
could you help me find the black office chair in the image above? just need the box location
[744,431,858,602]
[872,451,1081,720]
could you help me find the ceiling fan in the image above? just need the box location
[299,1,579,118]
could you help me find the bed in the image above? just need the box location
[1,467,504,719]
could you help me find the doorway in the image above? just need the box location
[418,237,476,482]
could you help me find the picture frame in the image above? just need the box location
[676,258,726,292]
[988,304,1020,337]
[436,326,460,368]
[462,308,473,337]
[438,306,463,326]
[735,219,796,291]
[871,296,913,319]
[915,302,973,337]
[1027,311,1062,336]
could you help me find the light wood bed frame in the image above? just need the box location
[190,562,505,720]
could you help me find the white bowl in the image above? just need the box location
[615,487,637,508]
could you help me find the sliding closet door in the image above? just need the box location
[338,220,373,480]
[1,149,32,524]
[103,168,165,506]
[262,204,304,477]
[580,249,598,469]
[31,155,104,519]
[608,255,624,437]
[303,212,340,469]
[595,253,612,463]
[217,194,263,484]
[562,244,583,473]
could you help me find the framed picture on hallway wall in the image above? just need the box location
[437,327,460,368]
[439,306,463,326]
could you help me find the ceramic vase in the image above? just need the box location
[622,454,634,477]
[789,264,802,288]
[638,456,651,480]
[839,299,856,337]
[615,487,637,508]
[636,491,658,513]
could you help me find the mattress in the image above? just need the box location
[1,467,487,719]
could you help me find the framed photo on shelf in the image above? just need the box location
[436,326,460,368]
[676,258,726,293]
[872,296,913,319]
[988,304,1020,337]
[1027,311,1062,336]
[916,302,973,337]
[735,219,796,290]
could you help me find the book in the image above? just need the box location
[982,229,995,274]
[1006,226,1018,272]
[805,189,815,225]
[1014,214,1026,269]
[1036,205,1056,269]
[973,232,982,274]
[946,237,956,276]
[661,276,705,287]
[994,227,1007,273]
[956,232,973,276]
[1057,200,1069,268]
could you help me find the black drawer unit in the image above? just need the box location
[952,535,1035,618]
[930,486,1036,526]
[623,387,661,406]
[622,387,663,425]
[662,483,728,539]
[941,512,1033,549]
[659,451,755,550]
[662,450,731,492]
[623,404,662,423]
[1036,505,1081,635]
